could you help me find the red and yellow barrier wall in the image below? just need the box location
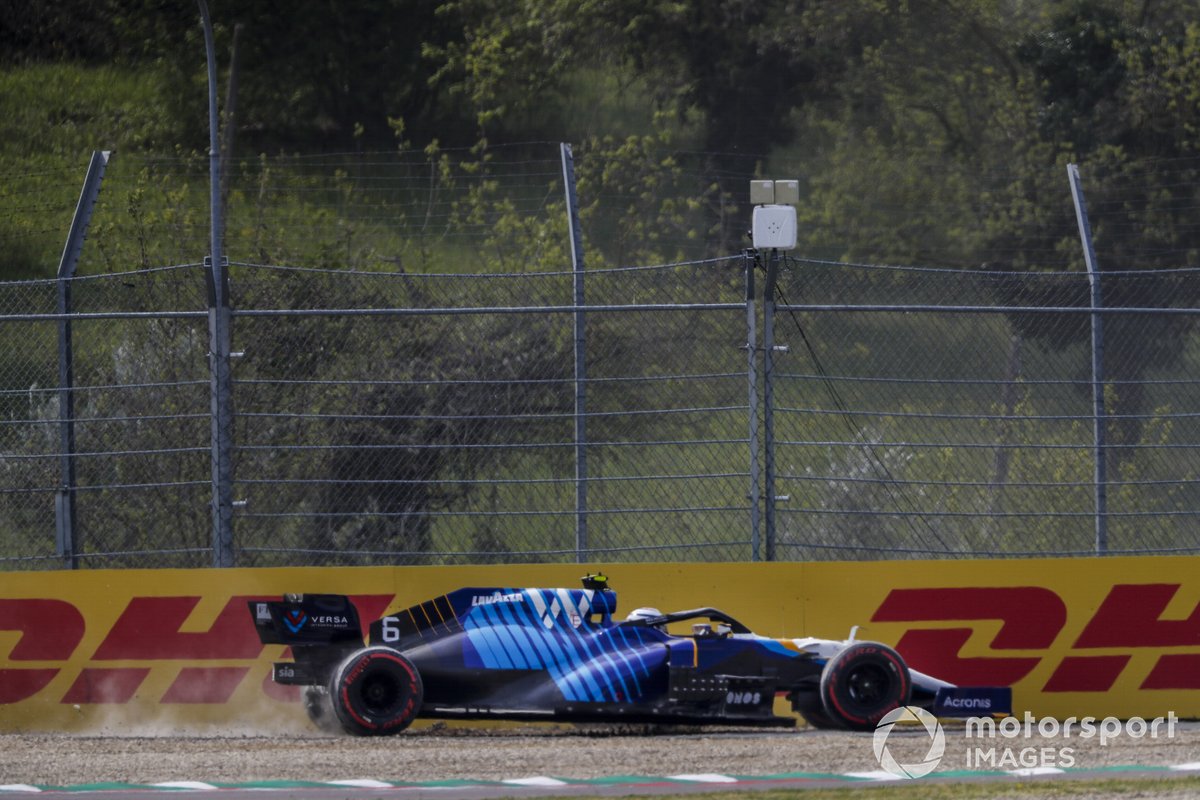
[2,556,1198,730]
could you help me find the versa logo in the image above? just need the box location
[284,610,307,633]
[872,584,1200,693]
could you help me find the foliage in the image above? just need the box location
[8,1,1200,273]
[234,273,573,564]
[0,62,178,278]
[6,0,1200,566]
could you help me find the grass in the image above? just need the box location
[0,62,177,279]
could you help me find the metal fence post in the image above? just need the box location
[762,250,781,561]
[745,252,761,560]
[55,149,110,569]
[200,0,235,567]
[561,143,588,561]
[1068,164,1108,555]
[206,261,235,568]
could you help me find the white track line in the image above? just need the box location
[502,777,569,786]
[1008,767,1065,777]
[843,770,906,781]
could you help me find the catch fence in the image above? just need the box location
[5,256,1200,569]
[2,144,1200,569]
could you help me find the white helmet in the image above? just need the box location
[626,607,663,623]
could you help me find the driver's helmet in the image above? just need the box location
[626,607,663,625]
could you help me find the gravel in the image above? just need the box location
[5,722,1200,788]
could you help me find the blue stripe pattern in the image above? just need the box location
[461,588,664,703]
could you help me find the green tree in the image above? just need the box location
[994,3,1200,449]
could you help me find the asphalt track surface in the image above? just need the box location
[7,723,1200,798]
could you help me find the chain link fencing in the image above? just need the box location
[229,257,751,566]
[0,265,212,567]
[2,144,1200,568]
[772,259,1200,559]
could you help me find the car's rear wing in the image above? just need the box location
[249,594,364,647]
[249,595,366,686]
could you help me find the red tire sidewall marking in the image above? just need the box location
[339,650,419,732]
[824,645,910,728]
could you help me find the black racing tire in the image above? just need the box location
[329,646,423,736]
[303,685,341,734]
[799,706,843,730]
[819,641,911,732]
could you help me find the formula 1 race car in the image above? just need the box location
[248,575,1009,735]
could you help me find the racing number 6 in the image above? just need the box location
[381,616,401,643]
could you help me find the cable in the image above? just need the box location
[768,254,952,552]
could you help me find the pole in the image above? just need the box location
[199,0,235,566]
[762,250,781,561]
[218,22,243,246]
[1067,163,1108,555]
[55,150,110,569]
[561,143,587,561]
[745,252,761,560]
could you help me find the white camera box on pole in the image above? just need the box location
[752,205,797,250]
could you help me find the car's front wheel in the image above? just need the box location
[818,641,911,732]
[799,706,842,730]
[329,646,423,736]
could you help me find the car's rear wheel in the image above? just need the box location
[303,685,341,733]
[329,646,423,736]
[819,641,911,731]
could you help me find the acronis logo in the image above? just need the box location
[944,696,992,709]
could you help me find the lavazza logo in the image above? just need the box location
[872,707,1179,779]
[471,591,524,606]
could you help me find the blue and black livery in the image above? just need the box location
[249,575,1010,736]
